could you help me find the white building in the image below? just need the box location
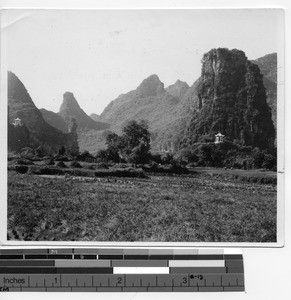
[214,132,225,144]
[12,117,22,126]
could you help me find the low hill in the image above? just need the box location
[40,108,68,133]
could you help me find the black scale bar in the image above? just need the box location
[0,267,113,274]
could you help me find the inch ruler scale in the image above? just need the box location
[0,248,245,292]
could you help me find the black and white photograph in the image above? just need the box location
[2,9,283,243]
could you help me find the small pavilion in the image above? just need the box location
[214,132,225,144]
[12,117,22,126]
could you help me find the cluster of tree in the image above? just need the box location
[12,118,276,172]
[175,142,277,171]
[96,120,151,164]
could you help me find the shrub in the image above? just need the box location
[262,154,276,170]
[95,149,108,162]
[15,165,29,174]
[54,155,70,162]
[44,158,55,166]
[56,161,67,168]
[95,162,109,169]
[150,153,163,164]
[69,161,82,168]
[252,148,265,169]
[15,159,34,165]
[162,153,175,165]
[77,151,93,162]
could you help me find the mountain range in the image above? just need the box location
[8,48,277,155]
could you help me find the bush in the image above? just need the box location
[252,148,265,169]
[14,159,34,166]
[69,161,82,168]
[15,165,29,174]
[95,149,108,162]
[94,168,147,178]
[175,149,199,164]
[54,155,70,162]
[262,154,276,170]
[162,153,175,165]
[77,151,94,162]
[56,161,67,168]
[150,153,163,164]
[44,158,55,166]
[95,162,109,169]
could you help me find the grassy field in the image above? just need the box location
[7,167,277,242]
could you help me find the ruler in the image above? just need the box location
[0,248,244,292]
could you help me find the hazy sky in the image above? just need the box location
[2,9,282,115]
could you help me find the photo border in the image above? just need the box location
[0,6,285,248]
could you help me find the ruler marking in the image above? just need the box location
[0,249,244,292]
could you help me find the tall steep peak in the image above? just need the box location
[183,48,275,150]
[136,74,165,97]
[201,48,248,81]
[59,92,81,113]
[59,91,110,131]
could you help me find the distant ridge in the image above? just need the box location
[40,108,68,133]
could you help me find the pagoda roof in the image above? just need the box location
[215,132,225,137]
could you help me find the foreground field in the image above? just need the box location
[7,169,277,242]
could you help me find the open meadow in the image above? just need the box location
[7,164,277,243]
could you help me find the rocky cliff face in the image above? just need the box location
[59,92,110,131]
[8,71,78,153]
[183,48,275,150]
[252,53,277,129]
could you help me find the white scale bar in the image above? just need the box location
[114,267,170,274]
[169,260,225,267]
